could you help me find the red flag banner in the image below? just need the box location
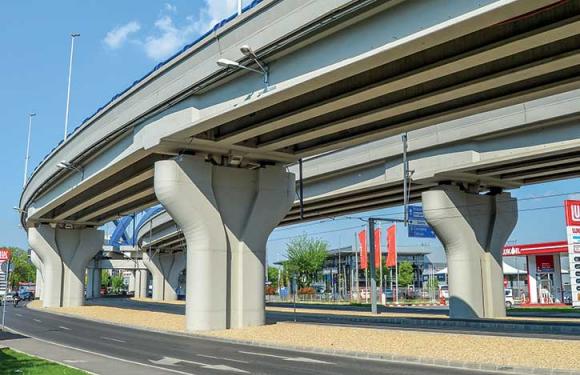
[386,225,397,268]
[358,230,368,270]
[374,228,381,268]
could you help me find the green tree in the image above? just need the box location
[397,261,414,287]
[267,266,279,289]
[101,270,111,288]
[5,247,36,289]
[285,235,328,288]
[111,275,125,293]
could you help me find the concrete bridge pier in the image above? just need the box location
[422,185,517,319]
[154,156,295,331]
[134,269,148,298]
[28,225,104,308]
[142,251,185,301]
[30,251,44,301]
[86,268,101,299]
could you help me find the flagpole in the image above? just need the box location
[395,224,399,304]
[354,233,359,302]
[378,224,383,302]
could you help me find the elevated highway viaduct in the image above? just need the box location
[136,88,580,318]
[18,0,580,331]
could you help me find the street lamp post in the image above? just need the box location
[64,33,80,142]
[23,113,36,187]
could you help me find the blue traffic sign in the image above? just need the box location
[407,205,436,238]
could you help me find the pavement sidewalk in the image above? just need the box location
[0,330,178,375]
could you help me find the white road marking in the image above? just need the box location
[239,350,333,364]
[197,354,248,364]
[15,313,23,317]
[32,319,42,323]
[101,336,126,343]
[151,356,249,373]
[5,327,196,375]
[63,360,87,364]
[59,326,71,331]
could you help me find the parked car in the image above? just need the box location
[505,288,515,308]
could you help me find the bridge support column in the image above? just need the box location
[28,225,104,308]
[422,185,517,319]
[155,156,295,331]
[134,269,148,298]
[142,251,185,301]
[30,251,44,301]
[86,268,101,299]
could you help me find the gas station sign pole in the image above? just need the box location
[565,200,580,308]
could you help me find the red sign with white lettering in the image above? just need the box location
[502,241,567,257]
[565,200,580,226]
[0,248,11,261]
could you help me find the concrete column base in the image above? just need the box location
[142,251,185,301]
[422,185,517,319]
[28,225,104,308]
[30,251,44,301]
[134,269,148,298]
[154,156,295,331]
[86,268,101,299]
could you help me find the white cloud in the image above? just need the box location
[197,0,240,31]
[165,3,177,13]
[104,21,141,49]
[143,15,193,60]
[142,0,244,61]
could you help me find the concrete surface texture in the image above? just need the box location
[154,156,295,331]
[86,268,100,299]
[28,225,104,308]
[422,185,517,319]
[29,251,44,300]
[142,250,185,301]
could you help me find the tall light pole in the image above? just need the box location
[64,33,80,142]
[23,113,36,187]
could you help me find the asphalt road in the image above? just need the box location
[2,303,496,375]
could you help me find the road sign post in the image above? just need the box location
[407,206,436,238]
[0,248,12,332]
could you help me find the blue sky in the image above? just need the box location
[1,1,578,263]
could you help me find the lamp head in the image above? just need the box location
[56,160,71,170]
[217,58,240,68]
[240,45,254,57]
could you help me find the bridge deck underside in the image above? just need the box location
[29,1,580,227]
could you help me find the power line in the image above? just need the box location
[269,201,571,243]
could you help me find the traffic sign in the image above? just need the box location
[407,206,436,238]
[0,249,11,261]
[0,261,13,273]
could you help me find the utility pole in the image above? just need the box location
[368,219,377,314]
[64,33,80,142]
[23,113,36,187]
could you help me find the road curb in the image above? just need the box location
[26,303,580,375]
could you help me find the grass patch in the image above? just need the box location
[0,348,87,374]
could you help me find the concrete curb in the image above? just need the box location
[26,303,580,375]
[268,308,580,336]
